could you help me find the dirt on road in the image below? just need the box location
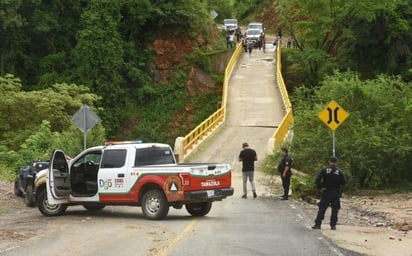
[0,180,47,252]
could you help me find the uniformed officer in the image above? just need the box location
[278,147,293,200]
[312,156,346,230]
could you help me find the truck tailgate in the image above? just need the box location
[183,163,232,191]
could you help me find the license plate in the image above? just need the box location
[207,190,215,197]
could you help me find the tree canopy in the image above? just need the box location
[0,0,225,180]
[272,0,412,86]
[262,0,412,189]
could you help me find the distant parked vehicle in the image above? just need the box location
[247,22,265,37]
[223,18,238,32]
[14,160,49,207]
[245,29,263,47]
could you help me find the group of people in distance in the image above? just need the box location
[225,27,266,56]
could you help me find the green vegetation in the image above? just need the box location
[272,0,412,86]
[1,0,411,194]
[0,0,227,181]
[263,0,412,192]
[0,74,105,181]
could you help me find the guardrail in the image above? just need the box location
[272,40,294,150]
[174,43,244,161]
[175,40,294,161]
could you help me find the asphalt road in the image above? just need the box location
[1,43,361,256]
[179,43,360,256]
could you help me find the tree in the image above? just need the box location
[289,72,412,188]
[0,0,225,147]
[0,74,105,180]
[0,74,102,151]
[273,0,406,87]
[0,0,24,76]
[72,0,126,135]
[343,0,412,80]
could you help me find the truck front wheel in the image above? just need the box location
[141,190,169,220]
[14,178,23,197]
[185,202,212,217]
[37,189,67,216]
[24,185,35,207]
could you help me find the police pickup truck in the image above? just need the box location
[35,141,234,220]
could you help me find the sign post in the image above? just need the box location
[71,104,101,150]
[317,100,349,156]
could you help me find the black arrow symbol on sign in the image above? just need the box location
[327,107,340,124]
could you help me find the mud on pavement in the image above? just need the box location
[0,180,47,252]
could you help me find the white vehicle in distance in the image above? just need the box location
[245,29,263,46]
[223,19,238,32]
[247,22,265,36]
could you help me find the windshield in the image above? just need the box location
[248,25,262,30]
[247,30,261,35]
[224,19,237,25]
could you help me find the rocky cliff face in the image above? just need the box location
[150,34,220,98]
[120,34,222,140]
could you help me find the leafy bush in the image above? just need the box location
[0,75,105,180]
[288,71,412,189]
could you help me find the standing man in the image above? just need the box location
[235,27,241,42]
[239,142,258,199]
[247,39,254,57]
[312,156,346,230]
[228,32,235,48]
[278,147,293,200]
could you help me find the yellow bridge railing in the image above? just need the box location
[174,40,294,161]
[175,43,243,161]
[272,40,294,150]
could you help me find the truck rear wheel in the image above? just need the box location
[185,202,212,217]
[141,190,169,220]
[37,189,67,216]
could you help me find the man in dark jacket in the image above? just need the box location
[312,156,346,230]
[239,142,258,199]
[278,147,293,200]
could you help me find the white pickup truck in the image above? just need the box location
[223,18,238,32]
[34,141,234,220]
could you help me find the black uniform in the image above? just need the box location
[278,154,293,199]
[313,157,346,229]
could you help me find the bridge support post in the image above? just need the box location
[174,137,185,163]
[267,137,275,155]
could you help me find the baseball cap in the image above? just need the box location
[329,156,337,163]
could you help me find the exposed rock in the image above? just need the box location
[186,66,217,96]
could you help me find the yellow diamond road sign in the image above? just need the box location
[318,100,349,131]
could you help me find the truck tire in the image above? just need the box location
[24,185,35,207]
[14,178,23,197]
[141,190,169,220]
[83,205,105,211]
[185,202,212,217]
[37,189,67,216]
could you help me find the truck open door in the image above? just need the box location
[47,150,71,204]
